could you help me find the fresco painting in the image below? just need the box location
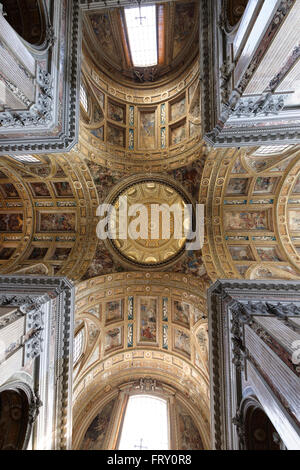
[174,328,191,357]
[139,296,157,343]
[0,214,23,232]
[173,301,190,328]
[289,210,300,231]
[80,398,116,450]
[91,127,104,141]
[224,211,268,231]
[107,125,125,147]
[173,3,196,58]
[108,101,125,123]
[39,213,76,232]
[170,123,186,146]
[0,247,15,259]
[229,245,254,261]
[104,327,122,353]
[170,97,186,121]
[105,299,124,324]
[140,111,155,149]
[51,247,72,260]
[29,247,48,260]
[53,182,74,197]
[257,246,282,262]
[177,402,203,450]
[30,183,51,197]
[1,183,20,198]
[253,177,278,194]
[226,178,249,195]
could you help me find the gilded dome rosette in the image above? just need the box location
[101,174,194,270]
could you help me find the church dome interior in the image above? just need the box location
[0,0,300,452]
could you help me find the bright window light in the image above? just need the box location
[9,155,40,163]
[253,145,293,156]
[80,84,88,112]
[125,5,157,67]
[118,395,169,450]
[73,328,84,365]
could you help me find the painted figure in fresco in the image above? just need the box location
[54,182,73,197]
[106,300,123,323]
[230,246,252,261]
[174,301,190,327]
[91,128,104,141]
[227,178,248,194]
[178,413,202,450]
[108,103,123,122]
[172,99,185,121]
[140,113,155,148]
[52,248,72,260]
[29,248,48,260]
[0,247,14,259]
[257,247,280,262]
[40,213,75,232]
[226,211,267,231]
[171,125,185,145]
[105,327,121,351]
[175,329,190,355]
[0,214,23,232]
[140,298,157,341]
[30,182,50,197]
[80,400,115,450]
[254,177,274,193]
[2,183,19,198]
[107,126,124,147]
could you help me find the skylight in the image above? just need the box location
[118,395,169,450]
[124,5,157,67]
[9,155,40,163]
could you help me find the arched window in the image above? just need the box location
[118,395,169,450]
[8,155,40,164]
[73,327,84,365]
[80,85,88,113]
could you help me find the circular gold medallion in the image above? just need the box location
[105,177,192,269]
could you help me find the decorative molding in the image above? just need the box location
[208,279,300,450]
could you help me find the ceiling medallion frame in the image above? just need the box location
[102,174,195,271]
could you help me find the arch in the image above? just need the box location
[0,377,40,450]
[240,396,285,450]
[72,272,210,449]
[1,0,47,46]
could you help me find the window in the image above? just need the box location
[124,5,157,67]
[252,145,293,156]
[9,155,40,163]
[73,328,84,365]
[80,84,88,113]
[118,395,169,450]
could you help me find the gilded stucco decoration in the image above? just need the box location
[0,154,98,280]
[78,53,204,172]
[82,157,208,281]
[72,272,210,449]
[82,2,199,84]
[200,144,300,281]
[103,174,193,270]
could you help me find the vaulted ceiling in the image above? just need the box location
[82,1,199,84]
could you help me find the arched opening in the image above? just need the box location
[118,395,169,450]
[243,398,286,450]
[0,389,30,450]
[1,0,46,45]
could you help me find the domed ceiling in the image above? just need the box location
[82,1,199,84]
